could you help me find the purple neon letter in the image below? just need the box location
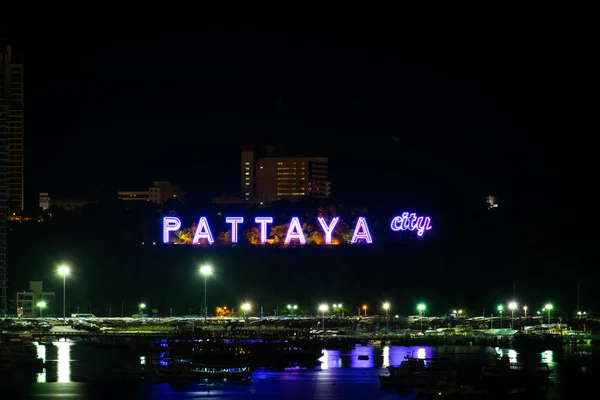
[255,217,273,244]
[163,216,181,243]
[192,217,214,244]
[317,216,339,244]
[390,212,432,236]
[351,217,372,243]
[284,217,306,244]
[225,217,244,243]
[416,216,432,236]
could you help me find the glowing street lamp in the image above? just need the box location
[545,304,553,324]
[37,301,47,318]
[362,305,367,317]
[508,302,517,329]
[523,306,528,321]
[57,266,70,320]
[318,304,328,331]
[497,305,503,328]
[241,302,250,318]
[287,304,298,316]
[417,303,426,332]
[383,302,390,331]
[200,265,213,317]
[139,303,145,318]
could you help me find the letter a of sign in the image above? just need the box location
[351,217,373,243]
[284,217,306,244]
[192,217,214,244]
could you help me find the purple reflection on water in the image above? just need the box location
[386,346,436,367]
[350,346,376,368]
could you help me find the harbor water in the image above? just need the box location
[1,342,597,399]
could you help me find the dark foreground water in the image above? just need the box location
[1,341,597,399]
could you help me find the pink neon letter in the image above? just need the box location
[192,217,214,244]
[255,217,273,244]
[317,216,339,244]
[225,217,243,243]
[163,217,181,243]
[351,217,372,243]
[284,217,306,244]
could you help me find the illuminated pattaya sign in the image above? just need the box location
[163,212,431,244]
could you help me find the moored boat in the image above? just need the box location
[155,363,252,380]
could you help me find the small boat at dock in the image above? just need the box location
[155,363,252,381]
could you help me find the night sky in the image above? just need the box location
[3,10,599,311]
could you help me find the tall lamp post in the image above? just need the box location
[319,304,328,332]
[417,303,426,332]
[58,266,70,320]
[200,265,212,317]
[287,304,297,316]
[508,302,517,329]
[523,306,528,322]
[545,304,553,324]
[37,301,47,318]
[139,303,145,318]
[497,305,503,328]
[362,305,367,317]
[383,302,390,331]
[241,302,250,319]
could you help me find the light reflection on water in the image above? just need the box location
[55,341,72,383]
[15,343,597,399]
[35,343,46,383]
[382,345,390,367]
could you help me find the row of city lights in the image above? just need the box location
[45,264,580,323]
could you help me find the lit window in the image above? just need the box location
[245,183,250,185]
[245,172,249,175]
[245,162,250,165]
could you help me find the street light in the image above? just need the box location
[287,304,297,316]
[383,302,390,331]
[37,301,47,318]
[417,303,426,332]
[362,305,367,317]
[497,305,503,329]
[545,304,553,324]
[318,304,328,332]
[241,302,250,318]
[200,265,212,317]
[523,306,528,321]
[139,303,145,318]
[508,302,517,329]
[58,266,70,320]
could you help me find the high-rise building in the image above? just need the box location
[1,43,24,211]
[1,42,23,314]
[213,145,331,204]
[256,156,330,203]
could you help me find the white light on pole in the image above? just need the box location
[200,265,212,317]
[383,302,390,331]
[508,302,517,329]
[241,302,250,318]
[139,303,145,318]
[58,266,70,320]
[319,304,328,332]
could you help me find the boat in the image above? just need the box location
[155,363,253,380]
